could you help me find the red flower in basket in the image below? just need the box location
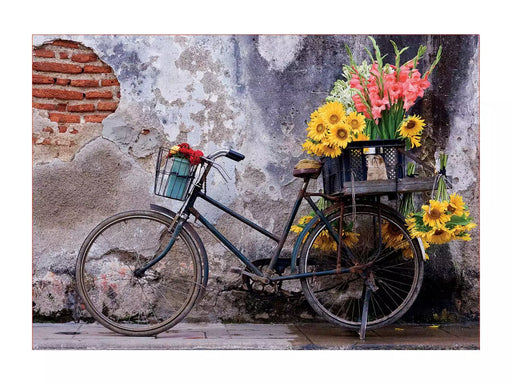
[168,143,204,165]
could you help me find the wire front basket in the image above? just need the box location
[154,147,198,201]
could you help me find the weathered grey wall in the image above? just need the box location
[32,35,479,323]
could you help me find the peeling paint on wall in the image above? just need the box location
[32,35,480,323]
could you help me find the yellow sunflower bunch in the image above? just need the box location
[398,115,425,148]
[303,101,367,158]
[290,214,359,251]
[381,220,429,260]
[406,193,477,248]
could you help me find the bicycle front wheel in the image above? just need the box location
[76,210,204,336]
[299,203,424,330]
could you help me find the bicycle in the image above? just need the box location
[76,144,426,339]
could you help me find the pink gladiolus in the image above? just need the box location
[371,97,388,119]
[349,77,363,90]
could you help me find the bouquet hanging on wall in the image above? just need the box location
[405,154,477,247]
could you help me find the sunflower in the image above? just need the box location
[402,245,414,259]
[312,229,359,251]
[318,101,346,127]
[302,140,322,156]
[406,213,431,240]
[327,123,352,148]
[290,225,303,234]
[447,193,465,216]
[399,115,425,138]
[421,200,450,228]
[313,230,337,252]
[403,238,430,260]
[291,215,314,234]
[426,227,454,244]
[454,231,472,241]
[451,222,476,241]
[321,143,342,158]
[299,215,313,226]
[382,221,405,249]
[352,132,370,141]
[346,111,366,134]
[409,134,422,148]
[342,231,360,248]
[307,115,328,141]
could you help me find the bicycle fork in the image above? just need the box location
[133,215,186,278]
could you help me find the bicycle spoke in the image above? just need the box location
[77,211,203,336]
[300,205,423,330]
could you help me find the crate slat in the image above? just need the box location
[341,176,452,196]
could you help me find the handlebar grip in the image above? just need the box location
[226,149,245,162]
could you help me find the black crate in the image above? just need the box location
[322,139,406,195]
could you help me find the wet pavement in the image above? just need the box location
[33,321,479,350]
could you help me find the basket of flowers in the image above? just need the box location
[303,37,442,196]
[154,143,203,201]
[296,36,476,252]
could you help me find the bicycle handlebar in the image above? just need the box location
[205,148,245,162]
[226,149,245,162]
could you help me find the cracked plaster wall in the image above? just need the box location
[32,35,479,323]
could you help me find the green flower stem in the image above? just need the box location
[399,162,416,217]
[435,153,449,201]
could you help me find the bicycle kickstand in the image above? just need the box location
[359,287,370,340]
[359,272,377,341]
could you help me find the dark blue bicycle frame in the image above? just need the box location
[179,180,356,282]
[135,163,358,281]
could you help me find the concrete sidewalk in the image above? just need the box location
[33,322,479,350]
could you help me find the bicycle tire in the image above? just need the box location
[76,210,204,336]
[299,203,424,330]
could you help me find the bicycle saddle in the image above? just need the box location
[293,159,323,179]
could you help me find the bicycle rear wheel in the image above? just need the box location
[299,203,424,330]
[76,210,204,336]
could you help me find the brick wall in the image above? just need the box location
[32,39,120,155]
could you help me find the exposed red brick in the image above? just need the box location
[69,128,79,134]
[57,104,67,111]
[33,102,56,110]
[33,75,54,84]
[58,126,68,133]
[141,129,150,135]
[34,49,55,58]
[55,78,71,85]
[83,65,111,73]
[102,79,120,86]
[48,113,81,124]
[59,52,69,59]
[52,40,80,48]
[36,138,52,145]
[42,127,54,133]
[97,102,118,111]
[70,79,99,87]
[71,53,97,63]
[84,114,109,123]
[33,62,82,74]
[85,91,112,99]
[33,88,83,100]
[67,104,95,112]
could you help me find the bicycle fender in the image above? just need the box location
[150,204,210,297]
